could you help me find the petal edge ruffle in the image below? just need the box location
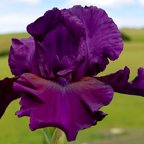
[14,73,113,141]
[98,67,144,96]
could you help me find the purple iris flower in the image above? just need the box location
[0,5,144,141]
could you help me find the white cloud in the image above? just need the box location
[0,0,143,34]
[0,13,39,34]
[14,0,40,5]
[113,16,144,28]
[65,0,135,7]
[139,0,144,5]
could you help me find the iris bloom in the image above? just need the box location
[0,5,144,141]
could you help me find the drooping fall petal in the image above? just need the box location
[0,77,19,118]
[14,73,113,141]
[98,67,144,96]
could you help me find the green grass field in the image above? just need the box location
[0,33,30,56]
[0,29,144,144]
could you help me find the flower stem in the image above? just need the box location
[43,128,67,144]
[43,129,51,144]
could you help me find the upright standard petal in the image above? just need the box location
[27,8,61,40]
[27,8,87,80]
[0,77,19,118]
[14,73,113,141]
[26,6,123,80]
[9,37,40,76]
[69,5,123,75]
[98,67,144,96]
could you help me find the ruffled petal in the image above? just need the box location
[9,37,40,76]
[0,77,19,118]
[23,6,122,79]
[14,73,113,141]
[27,9,87,79]
[27,8,61,40]
[98,67,144,96]
[69,5,123,75]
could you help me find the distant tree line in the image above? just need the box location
[0,32,131,57]
[121,32,131,41]
[0,51,9,57]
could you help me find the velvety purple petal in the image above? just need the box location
[14,73,113,141]
[27,7,89,80]
[27,8,61,40]
[9,37,40,76]
[26,6,123,80]
[130,68,144,95]
[98,67,144,96]
[29,12,87,79]
[0,77,19,118]
[69,5,123,74]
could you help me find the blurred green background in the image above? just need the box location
[0,29,144,144]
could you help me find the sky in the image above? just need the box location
[0,0,144,34]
